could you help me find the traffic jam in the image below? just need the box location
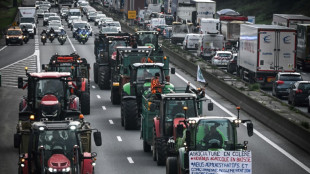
[1,0,310,173]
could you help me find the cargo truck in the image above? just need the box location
[220,20,246,50]
[272,14,310,29]
[18,7,37,32]
[191,0,216,25]
[296,24,310,70]
[237,24,297,88]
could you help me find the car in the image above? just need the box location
[163,26,172,39]
[272,72,303,98]
[94,14,106,26]
[43,13,57,26]
[19,23,36,38]
[71,20,92,36]
[5,27,23,45]
[36,7,48,18]
[99,27,119,34]
[98,17,113,28]
[227,53,238,74]
[48,16,61,24]
[211,51,232,66]
[87,11,97,22]
[288,81,310,106]
[182,34,202,50]
[67,16,80,28]
[47,22,64,33]
[102,21,121,32]
[60,7,69,19]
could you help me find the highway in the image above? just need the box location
[0,6,310,174]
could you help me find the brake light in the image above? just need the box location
[296,89,303,93]
[276,80,284,85]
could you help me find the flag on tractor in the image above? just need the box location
[197,65,206,83]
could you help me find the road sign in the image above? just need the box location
[128,11,136,19]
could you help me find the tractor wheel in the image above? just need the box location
[156,138,167,166]
[98,66,111,90]
[143,140,151,152]
[111,87,120,105]
[166,157,178,174]
[123,99,138,130]
[14,133,20,148]
[93,63,98,84]
[81,92,90,115]
[121,99,125,127]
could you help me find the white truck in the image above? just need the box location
[197,33,224,59]
[221,20,247,49]
[237,24,297,88]
[18,7,37,33]
[272,14,310,29]
[200,18,220,34]
[192,0,216,24]
[176,4,196,22]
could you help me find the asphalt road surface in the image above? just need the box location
[0,6,310,174]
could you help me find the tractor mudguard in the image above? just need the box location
[81,79,86,92]
[122,82,130,96]
[178,147,186,171]
[82,152,93,174]
[122,96,136,100]
[153,117,160,137]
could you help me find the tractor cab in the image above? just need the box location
[135,31,160,50]
[18,120,102,174]
[18,71,80,121]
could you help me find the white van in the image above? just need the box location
[197,34,224,60]
[200,18,220,34]
[182,34,202,50]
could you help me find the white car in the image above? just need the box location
[94,14,106,26]
[43,13,57,26]
[211,51,233,66]
[48,16,61,25]
[98,17,113,28]
[67,16,80,28]
[72,20,93,36]
[102,21,121,32]
[99,27,119,34]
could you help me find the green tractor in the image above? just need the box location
[93,33,131,89]
[142,88,212,166]
[135,31,163,56]
[121,62,173,130]
[166,108,254,174]
[110,46,155,105]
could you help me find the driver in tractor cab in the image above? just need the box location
[203,123,224,149]
[151,72,164,94]
[170,101,185,117]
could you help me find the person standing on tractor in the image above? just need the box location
[151,72,163,94]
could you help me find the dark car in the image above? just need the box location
[227,53,237,74]
[272,72,303,98]
[288,81,310,106]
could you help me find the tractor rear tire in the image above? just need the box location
[93,63,98,84]
[143,140,151,152]
[156,138,168,166]
[81,92,90,115]
[166,157,178,174]
[123,99,138,130]
[98,66,110,90]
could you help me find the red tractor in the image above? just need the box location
[16,119,102,174]
[42,53,90,115]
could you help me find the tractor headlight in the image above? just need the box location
[48,168,57,172]
[70,125,76,130]
[19,36,23,39]
[92,162,96,166]
[62,167,70,172]
[21,163,25,167]
[6,36,9,39]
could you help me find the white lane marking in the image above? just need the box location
[117,136,122,142]
[102,106,106,110]
[109,120,114,124]
[96,95,101,99]
[35,35,40,72]
[67,35,76,52]
[92,85,96,89]
[0,46,7,52]
[174,72,310,173]
[0,54,35,71]
[127,157,134,164]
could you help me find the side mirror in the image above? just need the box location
[150,103,156,112]
[247,122,254,137]
[176,124,184,138]
[171,68,175,74]
[42,64,46,71]
[93,131,102,146]
[208,102,213,111]
[18,77,23,88]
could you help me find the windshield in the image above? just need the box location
[217,53,232,58]
[137,67,162,82]
[69,11,81,16]
[44,14,56,18]
[49,17,60,21]
[195,119,235,150]
[8,30,22,35]
[164,99,196,135]
[137,33,158,46]
[37,130,79,165]
[101,27,118,33]
[173,25,187,33]
[20,18,35,23]
[20,24,32,29]
[49,23,62,28]
[73,23,87,28]
[280,75,302,81]
[35,79,64,102]
[108,40,127,55]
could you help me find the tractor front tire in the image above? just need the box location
[98,66,110,90]
[156,138,168,166]
[123,99,138,130]
[166,157,178,174]
[143,140,151,152]
[81,92,90,115]
[93,63,98,84]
